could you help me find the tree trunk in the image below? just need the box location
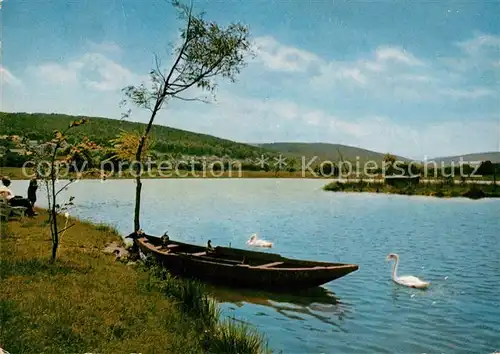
[134,174,142,232]
[51,217,59,261]
[133,136,146,232]
[133,101,161,232]
[50,179,59,262]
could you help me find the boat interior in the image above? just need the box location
[140,236,352,269]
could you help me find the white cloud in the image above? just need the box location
[28,52,145,92]
[303,111,323,126]
[442,33,500,73]
[252,36,319,72]
[456,33,500,56]
[374,46,424,66]
[35,62,80,85]
[253,36,426,91]
[1,66,23,87]
[253,35,498,104]
[311,63,368,88]
[363,61,385,72]
[308,45,428,91]
[335,67,367,85]
[80,53,142,91]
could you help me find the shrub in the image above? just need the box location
[323,182,344,191]
[208,317,271,354]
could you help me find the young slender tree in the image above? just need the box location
[383,153,396,167]
[121,0,252,232]
[109,130,154,177]
[383,153,397,176]
[22,119,95,261]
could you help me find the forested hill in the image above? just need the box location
[0,112,274,159]
[427,152,500,165]
[258,142,409,164]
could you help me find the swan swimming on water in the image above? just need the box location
[386,253,430,289]
[247,233,273,248]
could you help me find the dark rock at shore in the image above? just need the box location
[462,187,486,199]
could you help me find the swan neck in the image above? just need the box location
[391,257,399,279]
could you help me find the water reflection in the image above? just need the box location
[207,285,352,330]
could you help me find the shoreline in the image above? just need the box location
[1,167,497,183]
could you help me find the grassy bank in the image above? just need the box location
[0,210,271,353]
[323,181,500,199]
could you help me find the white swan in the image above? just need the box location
[386,253,430,289]
[247,233,273,248]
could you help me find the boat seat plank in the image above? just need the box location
[154,244,178,250]
[192,251,207,256]
[257,261,284,268]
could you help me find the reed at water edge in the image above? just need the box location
[140,256,272,354]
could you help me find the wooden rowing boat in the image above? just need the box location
[130,234,359,291]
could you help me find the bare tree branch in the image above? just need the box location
[154,54,166,83]
[167,56,225,96]
[173,95,211,103]
[55,180,75,197]
[58,223,76,234]
[163,2,194,94]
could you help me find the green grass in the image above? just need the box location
[210,317,271,354]
[93,223,120,235]
[0,209,271,354]
[323,180,500,199]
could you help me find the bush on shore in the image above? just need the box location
[323,181,500,199]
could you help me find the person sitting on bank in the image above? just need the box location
[207,239,215,252]
[27,176,38,207]
[0,177,38,217]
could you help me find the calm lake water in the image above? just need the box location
[19,178,500,353]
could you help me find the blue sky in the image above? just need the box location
[1,0,499,159]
